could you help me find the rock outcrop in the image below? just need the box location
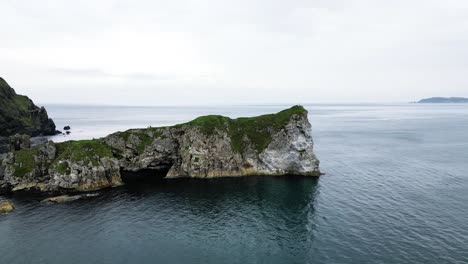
[0,106,320,194]
[0,77,57,137]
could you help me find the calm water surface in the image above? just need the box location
[1,104,467,264]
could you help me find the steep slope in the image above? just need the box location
[0,77,56,137]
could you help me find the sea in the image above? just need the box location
[1,103,467,264]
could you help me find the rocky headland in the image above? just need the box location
[0,77,58,160]
[0,106,320,195]
[0,77,57,137]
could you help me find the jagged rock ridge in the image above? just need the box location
[0,106,320,193]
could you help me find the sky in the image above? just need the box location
[1,0,467,105]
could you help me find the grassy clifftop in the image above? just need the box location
[111,105,309,154]
[10,140,115,178]
[0,77,56,137]
[183,105,308,153]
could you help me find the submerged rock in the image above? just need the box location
[1,106,320,193]
[0,199,14,213]
[63,126,71,131]
[41,193,99,203]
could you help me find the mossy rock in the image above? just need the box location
[12,148,39,177]
[53,140,113,166]
[112,128,164,154]
[183,105,308,153]
[112,105,307,155]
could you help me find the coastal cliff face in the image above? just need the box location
[0,106,320,193]
[0,77,56,137]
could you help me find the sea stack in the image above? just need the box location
[0,106,320,193]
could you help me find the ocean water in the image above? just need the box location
[1,104,468,264]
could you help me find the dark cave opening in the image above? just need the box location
[120,165,172,184]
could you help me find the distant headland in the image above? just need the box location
[416,97,468,103]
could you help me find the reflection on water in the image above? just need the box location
[0,176,319,264]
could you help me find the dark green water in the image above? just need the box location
[1,104,467,263]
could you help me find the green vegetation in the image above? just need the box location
[113,106,306,155]
[185,105,307,153]
[114,128,163,153]
[10,140,114,177]
[12,148,38,177]
[54,140,113,166]
[54,161,71,175]
[183,115,231,135]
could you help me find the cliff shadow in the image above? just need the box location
[120,166,172,183]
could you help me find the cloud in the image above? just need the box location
[1,0,467,105]
[50,67,199,82]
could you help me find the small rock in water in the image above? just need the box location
[66,131,71,135]
[63,126,71,131]
[0,199,14,214]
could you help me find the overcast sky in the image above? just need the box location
[1,0,467,105]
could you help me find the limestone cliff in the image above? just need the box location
[0,77,56,137]
[0,106,320,193]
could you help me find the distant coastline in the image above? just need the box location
[416,97,468,103]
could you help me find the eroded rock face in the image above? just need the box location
[2,140,122,192]
[105,105,320,178]
[1,106,320,193]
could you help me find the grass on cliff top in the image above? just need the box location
[111,105,307,155]
[10,140,114,177]
[54,140,113,166]
[184,105,308,153]
[112,128,163,154]
[12,148,38,177]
